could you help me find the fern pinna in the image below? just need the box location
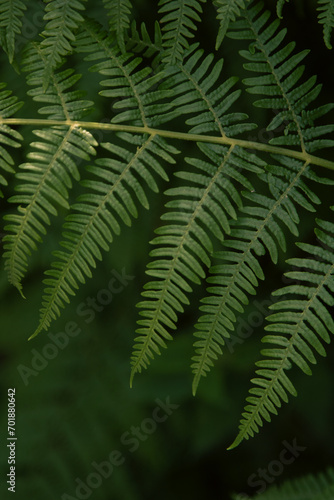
[0,0,333,448]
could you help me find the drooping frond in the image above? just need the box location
[29,19,182,337]
[75,19,175,127]
[3,43,96,295]
[130,45,261,382]
[233,468,334,500]
[191,156,334,394]
[317,0,334,49]
[0,82,23,195]
[103,0,132,53]
[40,0,87,90]
[213,0,249,49]
[158,0,206,64]
[0,0,26,63]
[230,207,334,448]
[228,1,334,152]
[32,133,178,338]
[130,142,264,384]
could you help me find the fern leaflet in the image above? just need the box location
[130,141,264,384]
[0,82,23,195]
[126,20,163,64]
[230,207,334,448]
[103,0,132,53]
[229,1,334,152]
[0,0,26,63]
[3,42,96,295]
[318,0,334,49]
[30,18,181,337]
[75,19,175,128]
[159,0,205,64]
[130,45,260,382]
[32,133,178,338]
[276,0,289,19]
[191,155,334,394]
[40,0,87,90]
[213,0,249,49]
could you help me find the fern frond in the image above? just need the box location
[230,207,334,448]
[161,44,257,137]
[158,0,205,64]
[0,0,26,63]
[126,20,163,63]
[103,0,132,53]
[318,0,334,49]
[130,142,264,384]
[41,0,87,90]
[75,19,175,128]
[31,133,178,338]
[229,2,334,152]
[213,0,249,50]
[0,82,23,195]
[23,43,94,121]
[192,156,334,394]
[3,43,96,295]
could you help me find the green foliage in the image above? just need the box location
[0,0,333,450]
[3,42,96,296]
[213,0,249,49]
[0,82,23,195]
[0,0,26,63]
[317,0,334,49]
[228,3,334,152]
[40,0,87,90]
[276,0,334,49]
[230,207,334,448]
[233,468,334,499]
[276,0,288,18]
[103,0,132,52]
[191,155,333,396]
[158,0,205,64]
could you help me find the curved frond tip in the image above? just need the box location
[230,207,334,447]
[159,0,205,64]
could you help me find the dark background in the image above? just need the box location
[0,0,333,498]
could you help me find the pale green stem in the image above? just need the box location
[3,118,334,171]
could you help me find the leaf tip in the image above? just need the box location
[227,434,243,450]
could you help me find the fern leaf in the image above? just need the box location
[40,0,87,90]
[317,0,334,49]
[103,0,132,53]
[75,19,175,127]
[0,82,23,196]
[3,43,96,295]
[126,20,163,63]
[276,0,288,18]
[160,44,257,137]
[130,142,264,384]
[129,46,262,382]
[213,0,249,50]
[159,0,205,64]
[0,0,27,63]
[192,156,334,394]
[31,133,178,338]
[230,208,334,448]
[229,2,334,152]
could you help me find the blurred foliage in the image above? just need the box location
[0,0,333,499]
